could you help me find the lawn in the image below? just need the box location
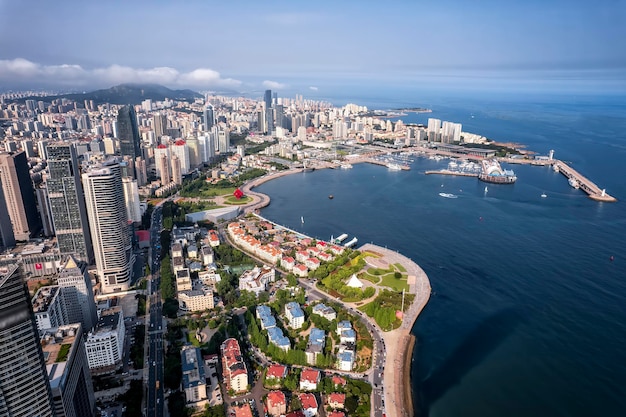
[394,263,407,272]
[224,195,253,205]
[359,271,380,284]
[379,273,409,292]
[200,187,239,197]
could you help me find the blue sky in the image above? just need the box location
[1,0,625,95]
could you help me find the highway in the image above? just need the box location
[146,205,165,417]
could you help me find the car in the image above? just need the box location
[153,361,156,366]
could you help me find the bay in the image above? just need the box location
[255,94,626,417]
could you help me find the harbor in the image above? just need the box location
[552,160,617,202]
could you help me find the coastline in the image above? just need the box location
[238,169,432,417]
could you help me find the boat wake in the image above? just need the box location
[439,192,458,199]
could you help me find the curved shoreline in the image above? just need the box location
[239,170,432,417]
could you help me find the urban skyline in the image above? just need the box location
[0,1,625,95]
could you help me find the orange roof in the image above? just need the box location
[328,392,345,405]
[233,404,253,417]
[267,390,286,406]
[266,364,287,379]
[300,368,320,383]
[298,393,318,410]
[175,139,186,145]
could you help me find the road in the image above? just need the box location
[146,205,165,417]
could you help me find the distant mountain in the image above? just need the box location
[17,83,203,105]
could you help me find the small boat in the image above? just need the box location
[484,186,488,194]
[439,192,458,199]
[328,195,334,199]
[568,178,579,189]
[301,216,305,224]
[541,193,547,198]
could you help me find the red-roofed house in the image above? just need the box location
[266,363,288,380]
[316,241,327,250]
[296,250,309,263]
[220,338,248,393]
[299,369,320,391]
[298,393,318,417]
[327,412,345,417]
[266,390,287,416]
[307,247,321,257]
[135,230,150,249]
[328,393,346,409]
[331,375,347,387]
[305,257,320,270]
[285,412,305,417]
[233,403,253,417]
[281,256,295,271]
[293,264,308,278]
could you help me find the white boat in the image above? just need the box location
[301,216,305,224]
[340,163,353,169]
[388,163,402,171]
[568,178,580,189]
[439,192,458,199]
[484,186,488,194]
[541,193,547,198]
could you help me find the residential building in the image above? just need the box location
[84,311,125,373]
[267,327,290,351]
[327,393,345,410]
[232,403,253,417]
[0,264,55,416]
[239,265,275,296]
[42,323,96,417]
[306,327,326,365]
[265,363,288,382]
[266,390,287,416]
[299,393,318,417]
[33,285,67,330]
[285,301,305,329]
[220,338,248,393]
[181,346,208,410]
[178,287,214,312]
[311,303,337,321]
[256,305,276,330]
[299,368,320,391]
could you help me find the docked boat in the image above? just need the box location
[340,163,353,169]
[478,159,517,184]
[388,163,403,171]
[568,178,580,189]
[439,192,458,199]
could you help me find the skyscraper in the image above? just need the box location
[0,151,41,240]
[203,105,214,131]
[153,113,168,139]
[0,180,15,249]
[0,264,55,416]
[56,255,98,332]
[82,159,134,293]
[427,118,442,142]
[116,105,141,163]
[264,89,273,134]
[46,143,94,264]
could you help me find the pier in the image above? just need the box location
[552,160,617,202]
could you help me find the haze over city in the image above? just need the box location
[1,0,625,94]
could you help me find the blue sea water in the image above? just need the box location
[255,92,626,417]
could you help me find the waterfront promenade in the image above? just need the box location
[359,244,432,417]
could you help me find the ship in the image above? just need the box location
[568,177,580,189]
[478,159,517,184]
[388,163,403,171]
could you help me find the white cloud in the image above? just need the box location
[309,86,319,91]
[262,80,287,90]
[0,58,242,89]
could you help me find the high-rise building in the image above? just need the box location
[0,264,55,416]
[171,140,190,174]
[46,143,94,264]
[56,255,98,332]
[264,89,273,134]
[217,130,230,153]
[153,113,168,139]
[41,323,96,417]
[427,118,442,142]
[0,180,15,249]
[85,311,125,372]
[0,151,41,240]
[171,154,183,185]
[203,105,214,131]
[122,177,142,223]
[82,159,134,293]
[186,136,200,168]
[156,153,171,183]
[116,105,141,163]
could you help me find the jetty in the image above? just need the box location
[553,160,617,202]
[425,169,478,177]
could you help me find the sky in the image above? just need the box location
[1,0,625,96]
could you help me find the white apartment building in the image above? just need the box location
[84,311,125,371]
